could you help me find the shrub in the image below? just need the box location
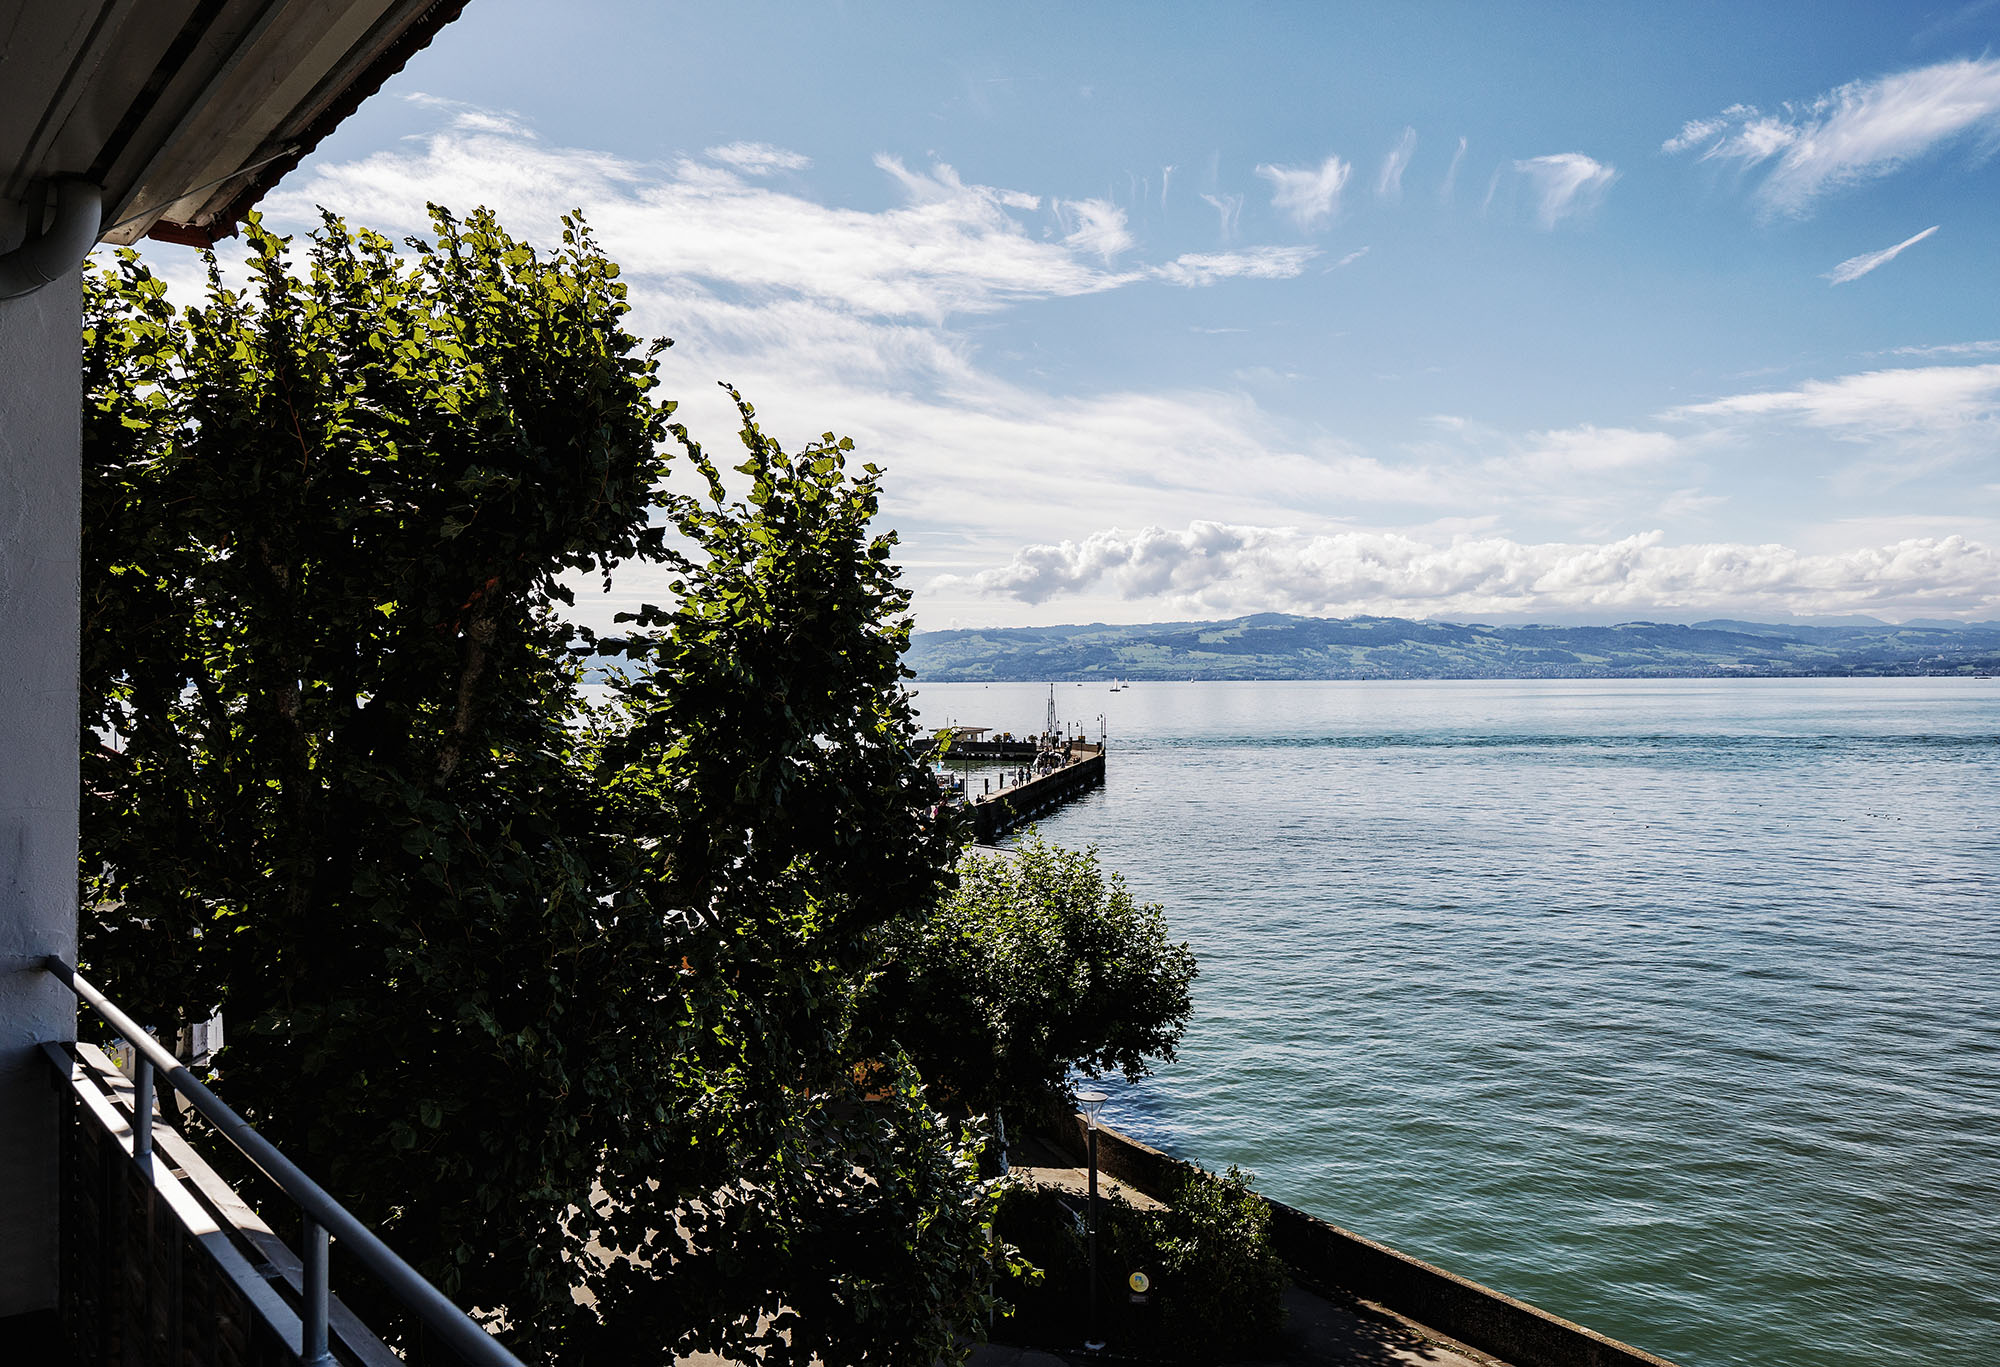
[1149,1166,1289,1356]
[991,1166,1286,1361]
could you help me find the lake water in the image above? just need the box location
[911,678,2000,1367]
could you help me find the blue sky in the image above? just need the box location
[153,1,2000,627]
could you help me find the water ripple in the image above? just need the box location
[918,679,2000,1367]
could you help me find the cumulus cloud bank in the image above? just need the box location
[943,524,2000,619]
[1664,57,2000,216]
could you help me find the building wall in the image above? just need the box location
[0,269,82,1315]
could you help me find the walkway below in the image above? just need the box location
[978,1141,1509,1367]
[675,1140,1512,1367]
[969,1280,1508,1367]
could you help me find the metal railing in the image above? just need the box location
[47,957,526,1367]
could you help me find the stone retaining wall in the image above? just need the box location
[1049,1116,1680,1367]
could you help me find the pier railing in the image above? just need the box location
[44,957,524,1367]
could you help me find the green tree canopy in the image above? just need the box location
[865,835,1198,1120]
[80,207,999,1365]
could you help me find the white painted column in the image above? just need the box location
[0,266,81,1316]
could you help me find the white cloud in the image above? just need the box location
[1059,198,1135,261]
[1511,153,1617,228]
[402,93,533,138]
[1255,156,1352,231]
[1331,246,1370,269]
[705,141,811,174]
[1509,424,1680,477]
[1661,113,1735,155]
[1439,135,1468,203]
[1151,247,1318,287]
[1825,225,1940,284]
[1664,58,2000,215]
[943,523,2000,619]
[1671,364,2000,434]
[1888,338,2000,358]
[1201,191,1243,239]
[1660,487,1727,517]
[266,132,1168,324]
[1377,127,1418,201]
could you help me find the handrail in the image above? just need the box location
[46,957,525,1367]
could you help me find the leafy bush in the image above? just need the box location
[992,1165,1287,1361]
[865,837,1197,1120]
[1150,1166,1288,1355]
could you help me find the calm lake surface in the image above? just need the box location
[911,678,2000,1367]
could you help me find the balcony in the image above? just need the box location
[37,960,518,1367]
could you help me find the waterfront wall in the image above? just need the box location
[1051,1116,1680,1367]
[970,750,1105,842]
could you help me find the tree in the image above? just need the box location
[864,835,1198,1122]
[80,208,1000,1365]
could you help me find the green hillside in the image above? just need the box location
[908,613,2000,681]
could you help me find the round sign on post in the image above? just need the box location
[1127,1271,1150,1294]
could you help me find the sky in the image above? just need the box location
[137,1,2000,628]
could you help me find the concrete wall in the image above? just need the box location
[0,269,82,1315]
[1051,1116,1681,1367]
[970,750,1105,842]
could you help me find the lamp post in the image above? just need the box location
[1077,1088,1110,1353]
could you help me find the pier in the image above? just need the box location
[965,741,1106,842]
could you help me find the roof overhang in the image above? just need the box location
[1,0,467,250]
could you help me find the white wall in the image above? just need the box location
[0,268,81,1316]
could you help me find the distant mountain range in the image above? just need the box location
[908,613,2000,681]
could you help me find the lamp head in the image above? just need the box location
[1076,1089,1109,1130]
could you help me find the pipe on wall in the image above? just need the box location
[0,181,102,301]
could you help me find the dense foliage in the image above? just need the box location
[993,1165,1287,1360]
[865,836,1197,1120]
[79,208,999,1365]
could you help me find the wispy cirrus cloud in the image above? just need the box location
[1886,338,2000,359]
[1152,247,1319,287]
[1825,225,1939,284]
[1439,135,1468,203]
[1255,155,1352,231]
[265,123,1315,328]
[705,141,811,174]
[1664,57,2000,216]
[1511,153,1617,228]
[1377,127,1418,202]
[1201,191,1244,240]
[943,523,2000,619]
[1670,363,2000,434]
[1059,198,1135,261]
